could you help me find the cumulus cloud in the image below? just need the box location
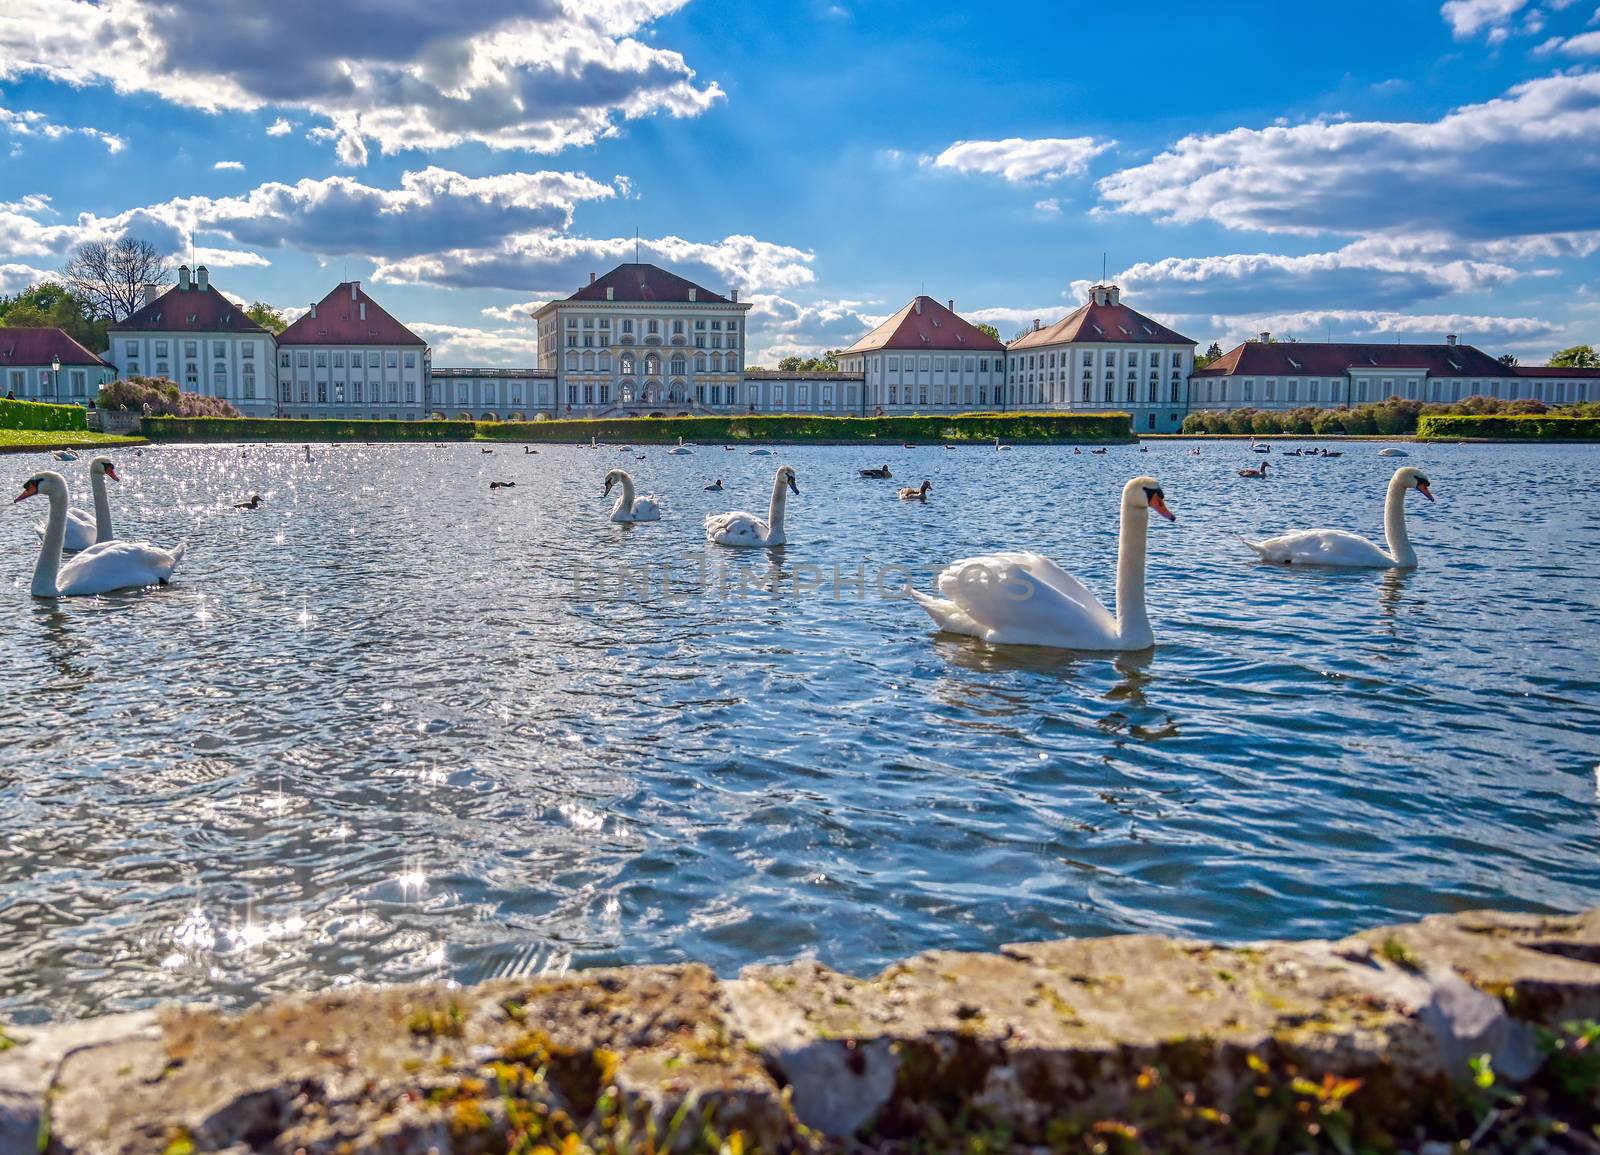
[212,160,244,171]
[0,105,124,152]
[0,0,722,165]
[743,294,886,363]
[1535,28,1600,51]
[1185,307,1563,351]
[480,300,548,322]
[1034,198,1061,215]
[413,321,540,364]
[1441,0,1529,38]
[1097,71,1600,247]
[376,233,815,294]
[927,136,1113,184]
[265,117,295,136]
[0,261,55,293]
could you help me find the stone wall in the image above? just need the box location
[2,907,1597,1153]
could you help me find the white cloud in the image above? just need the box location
[190,245,270,268]
[0,0,722,166]
[1441,0,1529,37]
[0,261,54,293]
[1097,71,1600,247]
[265,117,295,136]
[1034,197,1061,215]
[414,321,540,364]
[480,300,547,322]
[1535,28,1600,51]
[212,160,244,171]
[743,293,886,364]
[0,104,124,152]
[1185,307,1563,351]
[927,136,1113,184]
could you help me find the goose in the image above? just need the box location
[524,446,538,454]
[1238,460,1269,479]
[603,469,661,522]
[1320,449,1343,458]
[1378,447,1408,458]
[1091,448,1108,455]
[1242,466,1435,568]
[912,476,1175,651]
[668,437,693,456]
[899,480,932,501]
[706,465,798,547]
[724,445,737,452]
[34,455,118,552]
[15,472,184,597]
[749,448,772,456]
[234,494,263,510]
[859,464,892,479]
[705,479,724,491]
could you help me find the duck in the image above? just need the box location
[481,448,494,454]
[603,469,661,522]
[912,477,1175,651]
[1238,460,1269,479]
[489,481,516,490]
[705,479,724,491]
[899,480,932,501]
[859,464,892,479]
[15,472,184,597]
[724,445,737,452]
[1242,467,1434,568]
[902,442,916,449]
[233,494,263,510]
[1091,447,1108,455]
[706,466,798,547]
[524,446,538,455]
[1284,447,1303,457]
[668,437,693,456]
[1320,448,1343,458]
[34,455,118,553]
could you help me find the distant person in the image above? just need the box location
[4,389,13,400]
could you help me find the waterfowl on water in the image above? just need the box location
[16,472,184,597]
[34,456,118,552]
[1238,460,1269,479]
[705,479,724,491]
[859,465,892,479]
[706,466,798,547]
[489,481,516,489]
[899,480,932,501]
[603,470,661,522]
[234,494,263,510]
[1242,467,1435,568]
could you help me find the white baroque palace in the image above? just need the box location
[532,264,752,416]
[1006,284,1195,433]
[837,296,1006,413]
[107,265,275,413]
[2,327,116,401]
[276,282,429,420]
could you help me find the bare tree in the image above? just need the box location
[62,237,172,321]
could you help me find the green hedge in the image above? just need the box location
[0,396,87,433]
[142,416,478,442]
[1416,414,1600,440]
[477,412,1133,443]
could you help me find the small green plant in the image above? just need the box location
[1379,936,1422,972]
[406,1001,465,1039]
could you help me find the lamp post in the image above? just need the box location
[51,355,61,402]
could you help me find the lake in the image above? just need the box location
[2,439,1597,1022]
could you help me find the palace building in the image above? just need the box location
[275,282,429,420]
[836,296,1006,413]
[1,327,116,402]
[1006,284,1196,433]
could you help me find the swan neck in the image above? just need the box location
[1383,473,1415,567]
[768,472,788,535]
[92,467,113,543]
[619,471,636,512]
[33,487,66,597]
[1115,498,1152,647]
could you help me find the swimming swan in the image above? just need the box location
[705,465,798,547]
[35,455,118,552]
[911,476,1175,651]
[16,472,184,597]
[602,469,661,522]
[1242,466,1434,568]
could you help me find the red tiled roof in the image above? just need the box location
[109,279,269,335]
[842,296,1006,355]
[1193,341,1510,378]
[565,263,730,304]
[1511,365,1600,377]
[278,282,425,346]
[1010,300,1195,349]
[0,326,114,368]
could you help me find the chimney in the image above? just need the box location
[1446,333,1458,347]
[589,272,596,285]
[605,286,614,301]
[142,282,162,307]
[1258,331,1270,343]
[1033,318,1041,332]
[948,299,955,313]
[195,265,208,290]
[178,265,191,291]
[1108,286,1120,305]
[731,289,738,303]
[359,302,366,321]
[351,281,359,301]
[914,298,923,315]
[310,303,318,319]
[688,288,696,302]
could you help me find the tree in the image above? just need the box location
[777,351,840,372]
[1549,344,1599,368]
[1497,353,1519,367]
[62,237,171,322]
[0,281,107,350]
[245,301,288,334]
[974,323,1001,342]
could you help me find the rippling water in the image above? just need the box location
[1,439,1597,1022]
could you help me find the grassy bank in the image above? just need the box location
[1416,413,1600,440]
[141,412,1134,444]
[0,429,146,454]
[1,396,88,434]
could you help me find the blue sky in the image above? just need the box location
[2,0,1598,365]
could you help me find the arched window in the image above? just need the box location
[645,354,660,375]
[620,354,634,375]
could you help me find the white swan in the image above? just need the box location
[911,476,1175,651]
[35,455,118,552]
[1378,447,1408,457]
[668,436,693,456]
[749,448,772,456]
[15,472,184,597]
[706,465,798,547]
[602,469,661,522]
[1242,466,1434,568]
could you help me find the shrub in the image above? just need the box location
[1249,411,1281,435]
[1310,409,1346,435]
[0,395,87,433]
[1416,414,1600,440]
[99,376,240,418]
[477,412,1133,444]
[143,417,477,442]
